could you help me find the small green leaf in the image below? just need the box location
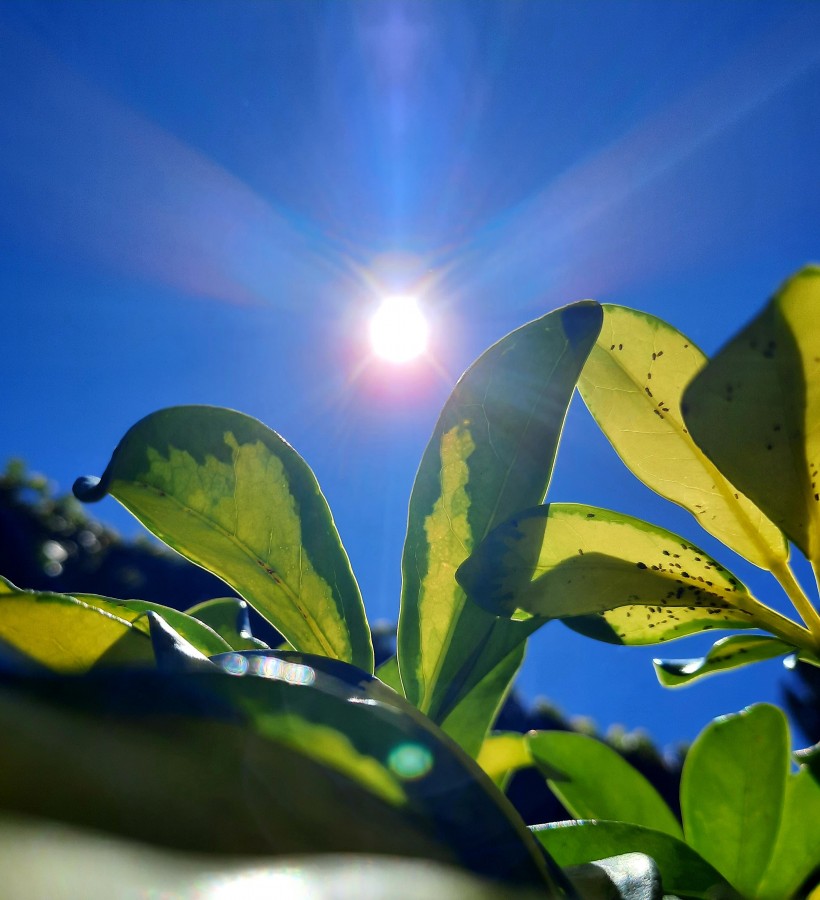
[457,504,799,647]
[73,406,373,671]
[681,703,789,897]
[654,634,795,687]
[527,731,682,838]
[533,820,734,899]
[185,597,268,650]
[0,577,152,670]
[683,267,820,561]
[398,301,603,753]
[579,304,787,569]
[477,732,532,790]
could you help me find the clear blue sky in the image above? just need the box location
[2,1,819,749]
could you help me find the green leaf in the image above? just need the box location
[374,654,404,694]
[579,304,787,569]
[654,634,795,687]
[681,703,789,897]
[398,301,603,752]
[683,267,820,561]
[527,731,682,838]
[184,597,268,650]
[0,577,152,670]
[533,820,734,899]
[477,732,532,791]
[457,503,802,647]
[0,817,549,900]
[758,764,820,900]
[71,593,233,657]
[73,406,373,671]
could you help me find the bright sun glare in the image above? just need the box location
[369,295,429,363]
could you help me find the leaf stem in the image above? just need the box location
[770,559,820,649]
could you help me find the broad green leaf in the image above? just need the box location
[533,820,734,899]
[681,703,789,897]
[579,304,787,569]
[683,267,820,561]
[72,593,233,657]
[73,406,373,671]
[374,654,404,694]
[184,597,268,650]
[477,732,532,790]
[0,577,152,670]
[457,504,804,648]
[398,301,603,751]
[654,634,795,687]
[758,765,820,900]
[0,817,548,900]
[527,731,682,838]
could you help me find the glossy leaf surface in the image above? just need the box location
[681,703,788,898]
[0,577,152,670]
[73,406,373,671]
[398,302,603,752]
[579,304,786,568]
[683,267,820,560]
[654,634,795,687]
[457,504,789,646]
[185,597,268,650]
[533,820,732,899]
[527,731,682,838]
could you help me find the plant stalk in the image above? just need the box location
[771,559,820,649]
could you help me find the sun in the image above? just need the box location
[369,295,429,363]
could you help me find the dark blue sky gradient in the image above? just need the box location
[2,1,819,748]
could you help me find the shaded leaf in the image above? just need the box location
[683,267,820,561]
[565,853,663,900]
[533,820,734,899]
[184,597,268,650]
[579,304,787,569]
[457,504,805,648]
[681,703,789,897]
[654,634,795,687]
[0,577,152,670]
[73,406,373,671]
[398,301,603,753]
[527,731,681,838]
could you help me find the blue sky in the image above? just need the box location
[2,1,819,749]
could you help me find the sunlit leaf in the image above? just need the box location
[184,597,268,650]
[758,764,820,900]
[457,504,806,648]
[398,301,603,754]
[527,731,681,838]
[477,732,532,791]
[0,577,152,670]
[579,304,787,569]
[73,406,373,671]
[683,267,820,561]
[681,703,789,898]
[533,820,734,899]
[654,634,795,687]
[374,654,403,694]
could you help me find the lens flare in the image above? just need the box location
[387,742,434,780]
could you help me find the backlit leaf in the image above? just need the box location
[654,634,795,687]
[185,597,268,650]
[683,267,820,561]
[457,504,806,648]
[477,732,532,791]
[579,304,787,569]
[681,703,789,898]
[398,301,603,753]
[527,730,682,838]
[73,406,373,671]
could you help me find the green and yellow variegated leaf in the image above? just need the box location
[398,302,603,753]
[457,504,808,648]
[527,730,682,838]
[0,577,152,670]
[683,267,820,561]
[579,304,787,569]
[185,597,268,651]
[73,406,373,671]
[681,704,789,898]
[654,634,795,687]
[477,732,532,790]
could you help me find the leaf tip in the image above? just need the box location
[72,475,106,503]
